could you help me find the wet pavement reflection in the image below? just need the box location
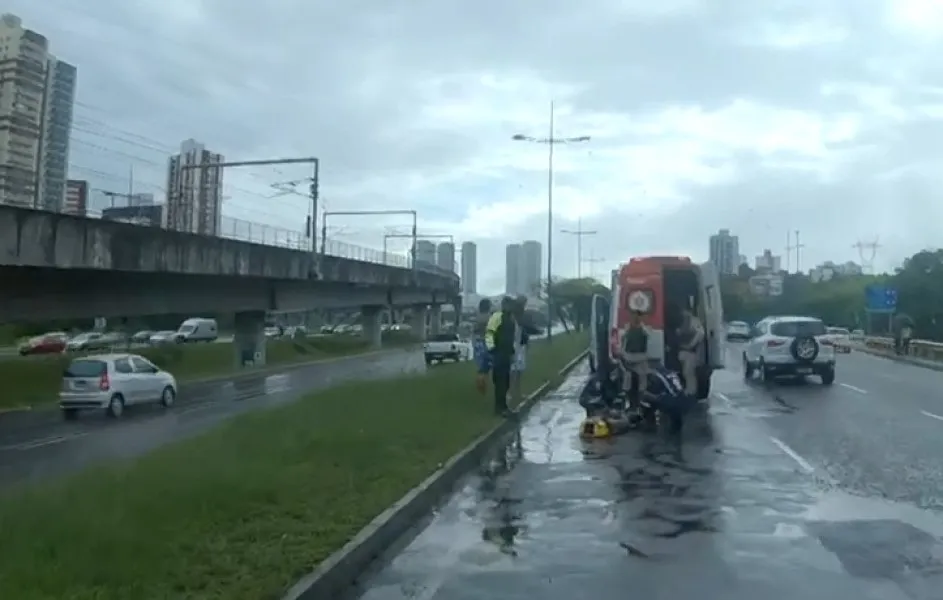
[0,349,425,488]
[355,362,943,600]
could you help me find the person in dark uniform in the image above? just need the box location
[485,296,518,416]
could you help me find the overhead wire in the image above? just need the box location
[68,105,300,224]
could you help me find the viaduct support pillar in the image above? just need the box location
[361,305,383,349]
[234,310,266,368]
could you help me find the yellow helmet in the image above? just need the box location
[580,417,611,438]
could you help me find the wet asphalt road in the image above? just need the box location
[355,346,943,600]
[0,349,425,488]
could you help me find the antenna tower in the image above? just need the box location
[853,238,880,274]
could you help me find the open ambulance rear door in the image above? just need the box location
[589,293,611,374]
[698,261,725,369]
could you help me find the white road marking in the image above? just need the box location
[920,410,943,422]
[839,383,868,394]
[0,432,88,452]
[713,392,734,408]
[769,436,814,473]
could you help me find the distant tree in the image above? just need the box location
[544,277,610,332]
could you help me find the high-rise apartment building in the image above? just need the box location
[460,241,477,293]
[0,14,48,207]
[505,244,521,295]
[708,229,739,275]
[436,241,455,272]
[63,179,87,216]
[505,240,543,297]
[165,139,224,235]
[520,240,542,297]
[36,56,76,212]
[754,249,782,273]
[414,240,436,266]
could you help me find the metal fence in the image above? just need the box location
[81,208,458,279]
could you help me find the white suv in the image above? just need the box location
[742,316,835,385]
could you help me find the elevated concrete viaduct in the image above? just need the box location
[0,206,460,364]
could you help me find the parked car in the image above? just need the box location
[66,332,108,352]
[423,333,463,364]
[264,326,283,339]
[149,330,177,345]
[175,318,218,343]
[19,332,68,356]
[59,353,177,420]
[131,330,154,344]
[319,325,334,334]
[742,316,835,385]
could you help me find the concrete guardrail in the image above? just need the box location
[858,336,943,362]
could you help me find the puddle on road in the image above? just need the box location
[357,368,943,599]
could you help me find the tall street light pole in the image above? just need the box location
[512,102,590,341]
[560,217,597,279]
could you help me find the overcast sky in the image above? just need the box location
[12,0,943,293]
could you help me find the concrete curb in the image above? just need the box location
[281,348,590,600]
[854,346,943,372]
[0,347,417,425]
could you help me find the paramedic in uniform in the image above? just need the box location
[619,291,652,406]
[677,306,705,397]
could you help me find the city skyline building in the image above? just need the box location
[520,240,542,296]
[709,228,740,275]
[165,138,223,235]
[505,243,521,296]
[63,179,87,216]
[36,55,76,212]
[414,240,436,266]
[0,14,49,207]
[505,240,543,297]
[436,241,455,272]
[461,241,477,294]
[755,249,782,273]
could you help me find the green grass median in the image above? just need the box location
[0,331,418,412]
[0,331,588,600]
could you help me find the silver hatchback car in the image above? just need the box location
[59,353,178,420]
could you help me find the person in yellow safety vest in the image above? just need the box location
[485,296,518,416]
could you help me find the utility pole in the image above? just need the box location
[785,230,793,273]
[794,230,805,273]
[512,103,591,342]
[584,251,605,280]
[180,157,320,276]
[560,217,597,279]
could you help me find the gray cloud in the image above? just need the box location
[7,0,943,292]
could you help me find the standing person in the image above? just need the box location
[618,310,650,409]
[510,295,535,405]
[473,298,494,394]
[485,296,517,416]
[677,306,705,397]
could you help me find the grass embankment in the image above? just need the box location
[0,331,417,412]
[0,332,588,600]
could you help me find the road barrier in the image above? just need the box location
[860,336,943,362]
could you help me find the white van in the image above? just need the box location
[175,318,218,343]
[591,255,724,399]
